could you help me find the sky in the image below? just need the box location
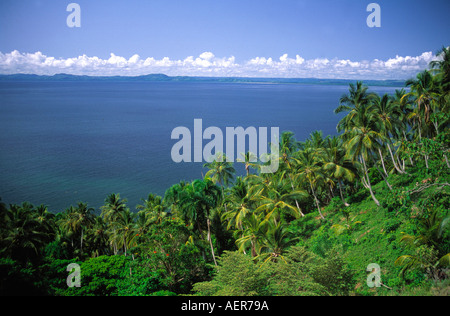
[0,0,449,79]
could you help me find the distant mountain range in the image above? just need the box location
[0,73,406,87]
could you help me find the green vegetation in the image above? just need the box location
[1,47,449,296]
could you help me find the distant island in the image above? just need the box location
[0,73,406,87]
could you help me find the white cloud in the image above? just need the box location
[0,50,439,79]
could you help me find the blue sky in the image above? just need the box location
[0,0,449,79]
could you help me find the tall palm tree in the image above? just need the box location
[204,152,236,198]
[335,81,377,133]
[278,131,305,217]
[237,152,258,177]
[101,193,129,224]
[88,216,110,257]
[405,70,440,136]
[100,193,129,254]
[372,93,405,174]
[343,105,383,206]
[223,177,255,231]
[73,202,95,253]
[179,179,221,265]
[109,209,137,256]
[322,136,357,206]
[430,46,450,95]
[294,149,326,219]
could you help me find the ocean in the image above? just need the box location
[0,80,401,213]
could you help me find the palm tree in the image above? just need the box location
[237,152,258,177]
[335,81,377,133]
[73,202,95,253]
[204,152,236,197]
[109,209,137,256]
[179,179,221,265]
[100,193,129,254]
[101,193,128,223]
[372,93,405,174]
[235,213,266,258]
[278,131,305,217]
[88,216,110,257]
[223,177,255,231]
[58,202,95,254]
[255,172,308,223]
[294,149,326,219]
[137,193,167,224]
[257,221,299,264]
[405,70,440,136]
[343,105,383,206]
[3,203,48,262]
[430,46,450,95]
[322,136,357,206]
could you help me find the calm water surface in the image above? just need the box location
[0,81,400,212]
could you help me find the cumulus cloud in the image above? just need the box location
[0,50,438,79]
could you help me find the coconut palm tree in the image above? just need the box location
[430,46,450,95]
[278,131,306,217]
[335,81,377,133]
[109,209,137,256]
[237,152,259,177]
[257,221,299,264]
[3,203,48,263]
[100,193,129,254]
[254,172,308,223]
[73,202,95,253]
[223,177,255,231]
[88,216,110,257]
[294,149,326,219]
[372,93,405,174]
[179,179,221,265]
[342,105,383,206]
[322,136,357,206]
[137,193,167,224]
[100,193,129,224]
[235,213,266,258]
[405,70,440,136]
[204,152,236,194]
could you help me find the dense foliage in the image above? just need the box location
[1,47,449,296]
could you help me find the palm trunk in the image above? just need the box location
[339,180,350,207]
[444,154,450,169]
[250,240,257,258]
[418,127,429,169]
[374,164,393,191]
[288,174,305,217]
[360,155,380,206]
[387,143,404,174]
[403,131,414,166]
[378,149,388,177]
[309,180,325,219]
[207,218,218,266]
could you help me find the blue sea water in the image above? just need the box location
[0,81,401,212]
